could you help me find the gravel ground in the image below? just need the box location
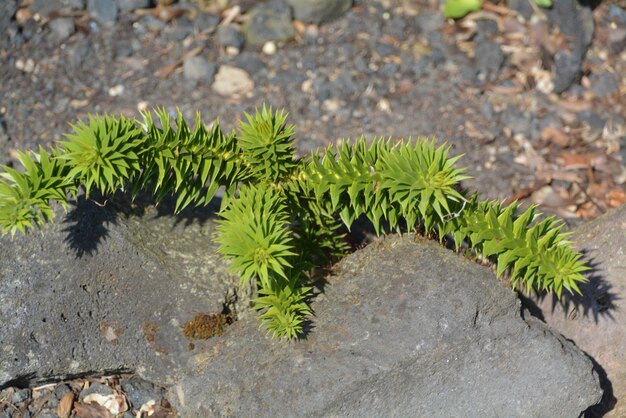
[0,0,625,416]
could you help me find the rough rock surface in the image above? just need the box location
[0,197,243,388]
[171,235,602,417]
[533,204,626,417]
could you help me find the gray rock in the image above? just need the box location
[415,10,445,33]
[545,0,594,92]
[162,18,194,42]
[578,109,607,131]
[285,0,352,24]
[217,25,245,50]
[229,51,266,74]
[79,382,114,400]
[546,0,594,54]
[242,0,295,46]
[116,0,150,12]
[589,71,620,98]
[532,204,626,417]
[48,17,75,42]
[12,388,31,404]
[553,50,582,94]
[171,235,602,417]
[193,12,219,33]
[499,104,534,138]
[0,116,11,167]
[474,19,499,42]
[0,199,243,388]
[183,55,217,81]
[46,383,72,408]
[474,40,505,81]
[121,377,164,409]
[87,0,118,24]
[608,4,626,25]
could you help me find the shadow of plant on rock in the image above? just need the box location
[61,193,118,258]
[523,250,620,323]
[61,190,221,258]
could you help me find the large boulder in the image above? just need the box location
[171,235,602,417]
[532,204,626,417]
[0,198,604,415]
[0,197,245,388]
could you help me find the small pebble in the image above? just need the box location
[108,84,125,97]
[262,41,277,55]
[15,58,36,73]
[137,101,149,111]
[183,56,217,81]
[211,65,254,96]
[15,8,33,24]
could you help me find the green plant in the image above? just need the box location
[443,0,552,19]
[0,107,588,339]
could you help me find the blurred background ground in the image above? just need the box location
[0,0,624,416]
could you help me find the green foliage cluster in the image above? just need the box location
[0,107,588,339]
[443,0,552,19]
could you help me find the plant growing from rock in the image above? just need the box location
[0,107,588,339]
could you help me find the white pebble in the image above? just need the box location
[262,41,277,55]
[108,84,125,97]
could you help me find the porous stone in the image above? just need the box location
[87,0,118,24]
[242,0,295,46]
[285,0,352,24]
[532,204,626,417]
[0,198,243,388]
[183,55,217,81]
[211,65,254,96]
[171,235,603,417]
